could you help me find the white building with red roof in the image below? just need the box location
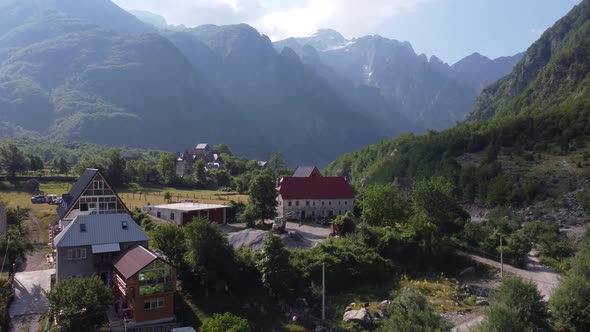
[276,167,355,220]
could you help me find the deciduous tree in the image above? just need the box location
[248,172,277,223]
[46,277,112,331]
[0,142,27,179]
[362,184,407,226]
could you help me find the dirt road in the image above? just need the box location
[457,251,560,300]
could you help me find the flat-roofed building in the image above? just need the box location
[143,202,229,225]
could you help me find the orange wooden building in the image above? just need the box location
[112,245,176,324]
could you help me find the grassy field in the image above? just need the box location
[117,187,249,210]
[0,181,249,243]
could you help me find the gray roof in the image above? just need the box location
[293,166,320,177]
[54,213,148,248]
[196,143,209,149]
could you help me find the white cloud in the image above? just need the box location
[113,0,431,40]
[257,0,432,40]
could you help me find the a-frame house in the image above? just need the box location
[49,168,129,251]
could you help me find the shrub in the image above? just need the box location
[200,312,250,332]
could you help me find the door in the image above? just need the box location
[300,211,306,220]
[100,271,109,285]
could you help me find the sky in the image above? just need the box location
[112,0,581,64]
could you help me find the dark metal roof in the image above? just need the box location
[52,168,129,226]
[54,169,99,223]
[113,245,164,279]
[292,166,321,177]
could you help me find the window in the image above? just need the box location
[170,213,175,221]
[144,298,164,310]
[345,201,348,205]
[139,260,173,296]
[288,201,292,207]
[322,201,324,206]
[329,202,331,206]
[80,223,86,232]
[295,201,299,207]
[306,201,310,207]
[121,220,128,229]
[157,212,161,218]
[67,248,86,260]
[312,202,315,206]
[338,201,341,205]
[80,203,88,212]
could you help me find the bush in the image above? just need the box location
[376,288,451,332]
[486,277,550,331]
[22,179,40,193]
[0,279,12,331]
[200,312,250,332]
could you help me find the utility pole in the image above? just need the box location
[500,235,504,278]
[322,263,326,321]
[1,237,10,275]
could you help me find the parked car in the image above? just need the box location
[31,195,46,204]
[54,198,64,205]
[46,194,58,204]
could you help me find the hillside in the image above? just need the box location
[469,0,590,120]
[0,0,393,166]
[326,0,590,213]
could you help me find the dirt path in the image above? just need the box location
[16,214,51,273]
[457,251,560,300]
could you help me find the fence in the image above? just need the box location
[119,191,247,204]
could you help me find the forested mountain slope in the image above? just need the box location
[469,0,590,120]
[326,1,590,209]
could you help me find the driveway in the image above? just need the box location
[9,269,55,331]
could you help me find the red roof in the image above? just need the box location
[113,245,161,279]
[277,177,354,200]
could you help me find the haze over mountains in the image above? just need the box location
[0,0,522,165]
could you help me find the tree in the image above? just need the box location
[183,218,236,294]
[157,153,177,184]
[0,142,27,179]
[256,234,293,298]
[200,312,250,332]
[477,277,549,331]
[193,159,206,182]
[362,184,408,226]
[106,150,128,188]
[212,144,233,156]
[377,288,451,332]
[152,223,186,267]
[332,211,357,236]
[248,172,277,223]
[474,304,531,332]
[28,154,44,172]
[52,157,70,174]
[0,226,34,269]
[409,177,468,235]
[164,191,172,203]
[269,153,287,170]
[551,239,590,331]
[46,277,112,331]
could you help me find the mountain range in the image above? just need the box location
[326,0,590,186]
[0,0,522,165]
